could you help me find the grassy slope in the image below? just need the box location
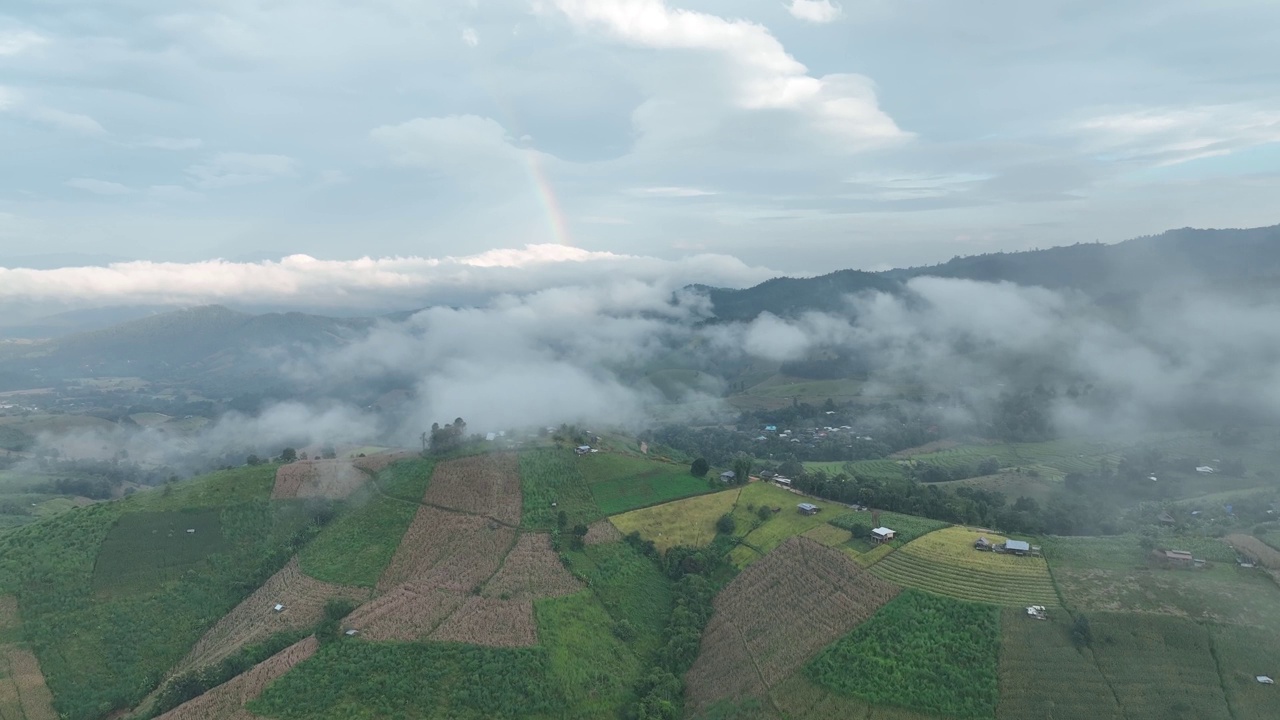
[519,449,599,531]
[297,489,416,588]
[996,608,1122,720]
[578,452,712,515]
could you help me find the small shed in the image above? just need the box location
[1004,540,1031,556]
[774,476,793,487]
[974,536,992,551]
[1258,676,1275,685]
[1196,466,1215,474]
[797,503,820,516]
[871,527,896,543]
[720,471,737,483]
[575,445,592,455]
[1161,550,1195,567]
[273,603,285,613]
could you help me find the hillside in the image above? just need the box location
[0,436,1277,720]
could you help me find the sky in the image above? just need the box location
[2,0,1279,281]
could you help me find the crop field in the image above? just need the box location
[481,533,583,601]
[761,674,948,720]
[583,519,621,545]
[870,538,1059,604]
[0,646,57,720]
[1088,614,1232,720]
[1225,533,1280,569]
[421,453,522,525]
[805,459,906,483]
[271,460,367,500]
[808,590,1000,719]
[297,493,417,587]
[519,448,599,530]
[564,542,673,659]
[938,471,1057,505]
[827,510,949,547]
[371,457,435,503]
[535,591,642,719]
[610,487,741,552]
[127,464,277,510]
[686,537,901,714]
[342,585,466,642]
[0,596,18,642]
[350,450,416,473]
[1044,534,1236,571]
[1052,565,1280,630]
[577,451,712,515]
[728,483,850,567]
[430,597,537,647]
[800,524,852,548]
[727,377,865,410]
[378,506,516,593]
[1210,625,1280,720]
[996,607,1122,720]
[157,636,319,720]
[170,557,369,677]
[91,510,229,596]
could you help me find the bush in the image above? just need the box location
[690,458,710,478]
[715,513,736,535]
[1071,614,1093,648]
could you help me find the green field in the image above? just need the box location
[728,484,852,567]
[1043,534,1237,570]
[809,590,1000,719]
[91,510,229,596]
[728,376,865,410]
[1211,625,1280,720]
[996,608,1122,720]
[127,464,278,510]
[298,490,417,587]
[562,542,673,660]
[249,640,559,719]
[1089,614,1232,720]
[520,448,600,530]
[827,510,949,548]
[373,457,435,503]
[536,591,644,719]
[870,536,1060,608]
[577,452,712,515]
[611,488,742,552]
[805,459,907,483]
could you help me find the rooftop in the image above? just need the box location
[1005,540,1031,552]
[872,526,895,535]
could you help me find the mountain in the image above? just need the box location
[707,224,1280,320]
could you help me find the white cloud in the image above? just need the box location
[66,178,131,195]
[0,29,47,56]
[551,0,907,145]
[788,0,842,24]
[0,86,16,111]
[462,27,479,47]
[27,107,107,135]
[138,137,204,151]
[185,152,298,188]
[147,185,204,201]
[1074,104,1280,167]
[628,186,716,197]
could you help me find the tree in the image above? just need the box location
[715,513,736,535]
[321,443,337,460]
[279,447,297,463]
[246,454,262,466]
[977,457,1000,476]
[732,457,753,485]
[1071,614,1092,647]
[690,458,709,478]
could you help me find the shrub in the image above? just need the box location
[716,513,736,535]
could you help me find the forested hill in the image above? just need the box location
[707,224,1280,320]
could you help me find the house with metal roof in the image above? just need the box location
[871,527,896,543]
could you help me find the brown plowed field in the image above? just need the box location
[156,636,318,720]
[430,597,537,647]
[352,451,416,474]
[685,536,901,714]
[271,460,367,500]
[1226,534,1280,569]
[171,557,369,676]
[584,520,622,545]
[342,585,467,642]
[421,453,522,524]
[377,506,516,593]
[0,646,57,720]
[482,534,582,600]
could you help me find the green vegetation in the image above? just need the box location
[576,452,713,515]
[128,464,278,510]
[1211,625,1280,720]
[869,549,1059,607]
[1043,534,1236,570]
[147,628,312,718]
[564,542,673,659]
[519,449,599,530]
[728,483,848,567]
[996,608,1122,720]
[298,489,416,587]
[828,510,948,547]
[249,641,558,719]
[809,590,1000,719]
[536,592,643,719]
[91,510,229,596]
[610,488,742,552]
[373,458,435,503]
[0,495,320,720]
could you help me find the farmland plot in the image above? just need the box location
[482,533,583,601]
[351,450,416,474]
[1089,614,1232,720]
[870,527,1058,607]
[1225,533,1280,569]
[611,488,741,552]
[377,506,516,593]
[766,674,948,720]
[1211,625,1280,720]
[519,448,599,530]
[996,608,1121,720]
[341,585,467,642]
[583,519,621,545]
[421,453,522,525]
[170,557,369,676]
[92,510,230,597]
[1053,566,1280,630]
[430,597,537,647]
[0,646,57,720]
[270,460,367,500]
[156,636,318,720]
[685,537,900,714]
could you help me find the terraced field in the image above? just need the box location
[870,528,1058,607]
[996,607,1122,720]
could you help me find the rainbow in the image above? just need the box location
[521,146,573,247]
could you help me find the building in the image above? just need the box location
[774,476,793,487]
[871,527,896,543]
[1003,540,1031,556]
[720,470,737,483]
[1160,549,1195,567]
[575,445,592,455]
[974,536,993,551]
[797,503,820,516]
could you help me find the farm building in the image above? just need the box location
[797,503,820,516]
[774,476,793,487]
[974,536,992,551]
[871,527,896,543]
[720,471,737,483]
[1156,549,1196,567]
[1002,540,1031,556]
[575,445,592,455]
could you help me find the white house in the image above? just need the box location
[871,527,896,543]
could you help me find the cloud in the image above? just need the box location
[0,29,47,56]
[138,137,204,151]
[26,107,107,135]
[0,244,778,309]
[185,152,298,188]
[628,186,716,197]
[66,178,132,195]
[372,115,530,169]
[1074,104,1280,167]
[462,27,479,47]
[788,0,842,24]
[551,0,907,146]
